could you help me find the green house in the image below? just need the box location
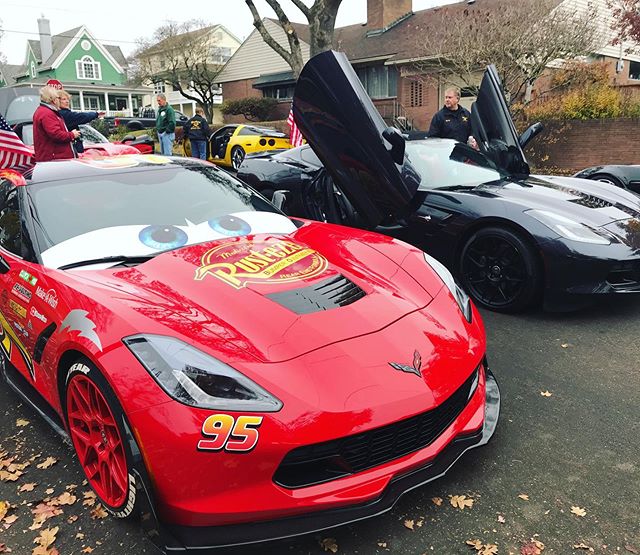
[1,18,152,116]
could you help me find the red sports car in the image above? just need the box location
[0,152,498,551]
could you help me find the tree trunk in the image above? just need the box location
[308,0,341,57]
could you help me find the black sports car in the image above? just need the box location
[574,165,640,195]
[238,51,640,312]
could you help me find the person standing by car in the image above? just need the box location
[185,107,210,160]
[57,90,105,154]
[156,94,176,155]
[428,87,475,146]
[33,86,80,162]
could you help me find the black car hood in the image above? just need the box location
[484,174,640,226]
[292,50,421,228]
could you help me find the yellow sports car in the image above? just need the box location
[185,124,292,170]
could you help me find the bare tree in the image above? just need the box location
[131,20,225,121]
[414,0,601,102]
[244,0,343,78]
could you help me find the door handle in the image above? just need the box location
[0,255,10,274]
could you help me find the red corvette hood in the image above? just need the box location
[80,227,435,363]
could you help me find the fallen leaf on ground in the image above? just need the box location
[518,494,530,501]
[0,543,11,553]
[81,548,94,554]
[571,506,587,517]
[3,514,18,526]
[431,496,443,506]
[404,519,415,530]
[540,391,552,397]
[55,492,76,506]
[67,515,78,524]
[19,483,37,492]
[480,545,498,555]
[75,533,84,540]
[520,540,545,555]
[561,343,573,348]
[82,491,97,507]
[34,526,59,549]
[16,419,29,427]
[450,495,474,510]
[0,501,8,520]
[625,545,639,554]
[319,537,338,553]
[90,505,108,519]
[573,543,594,552]
[0,470,22,482]
[466,539,483,550]
[44,489,54,495]
[377,541,387,548]
[497,514,506,523]
[36,458,57,470]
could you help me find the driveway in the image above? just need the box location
[1,296,639,554]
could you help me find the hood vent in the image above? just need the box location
[266,274,365,314]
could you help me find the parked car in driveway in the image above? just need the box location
[238,51,640,313]
[574,165,640,195]
[105,109,188,133]
[184,124,291,170]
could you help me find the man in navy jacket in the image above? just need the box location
[57,90,104,153]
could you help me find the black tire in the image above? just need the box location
[62,358,141,519]
[590,174,624,189]
[459,226,542,313]
[231,145,245,171]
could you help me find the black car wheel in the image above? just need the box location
[591,174,624,189]
[231,146,245,170]
[459,227,542,313]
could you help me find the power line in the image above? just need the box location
[0,28,141,46]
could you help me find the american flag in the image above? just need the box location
[0,112,34,170]
[287,107,304,147]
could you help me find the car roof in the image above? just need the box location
[21,155,214,185]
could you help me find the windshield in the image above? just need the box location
[27,164,293,269]
[5,95,39,124]
[406,139,507,189]
[79,124,108,144]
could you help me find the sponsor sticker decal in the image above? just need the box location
[19,270,38,287]
[35,287,59,308]
[30,306,47,324]
[0,310,34,380]
[12,283,32,303]
[195,239,328,289]
[9,299,26,319]
[197,414,263,453]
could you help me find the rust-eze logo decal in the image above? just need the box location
[194,239,328,289]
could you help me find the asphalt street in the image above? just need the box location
[1,295,639,555]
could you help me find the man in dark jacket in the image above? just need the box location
[57,90,104,153]
[427,87,473,144]
[185,107,210,160]
[156,94,176,155]
[33,86,80,162]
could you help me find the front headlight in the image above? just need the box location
[423,252,472,322]
[525,209,611,245]
[123,335,282,412]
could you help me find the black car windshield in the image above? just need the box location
[406,139,507,189]
[27,164,291,269]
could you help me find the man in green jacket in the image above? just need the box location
[156,93,176,155]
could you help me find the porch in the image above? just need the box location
[68,90,147,116]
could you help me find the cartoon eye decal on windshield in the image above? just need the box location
[139,225,189,250]
[208,215,251,237]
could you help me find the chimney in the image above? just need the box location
[367,0,413,30]
[38,16,53,62]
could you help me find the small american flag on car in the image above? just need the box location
[0,112,34,170]
[287,107,304,147]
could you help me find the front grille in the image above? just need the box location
[607,261,640,292]
[266,274,366,314]
[274,364,480,489]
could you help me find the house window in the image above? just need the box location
[70,93,81,110]
[355,65,398,99]
[409,80,423,107]
[262,84,295,100]
[76,56,101,80]
[30,62,36,78]
[153,81,166,94]
[83,95,103,110]
[629,61,640,80]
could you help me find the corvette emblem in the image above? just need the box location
[389,350,422,378]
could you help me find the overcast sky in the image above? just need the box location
[1,0,458,65]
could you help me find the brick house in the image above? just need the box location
[217,0,640,130]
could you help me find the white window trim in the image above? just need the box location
[30,61,36,78]
[76,55,102,80]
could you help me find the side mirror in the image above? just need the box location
[382,127,406,165]
[0,255,10,274]
[121,134,135,142]
[518,122,544,149]
[271,190,289,212]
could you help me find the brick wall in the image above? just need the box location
[221,78,290,124]
[526,118,640,172]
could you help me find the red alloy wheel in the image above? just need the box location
[66,374,128,508]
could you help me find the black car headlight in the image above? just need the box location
[124,334,282,412]
[423,252,472,322]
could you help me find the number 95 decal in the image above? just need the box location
[197,414,263,453]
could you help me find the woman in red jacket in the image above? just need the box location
[33,86,80,162]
